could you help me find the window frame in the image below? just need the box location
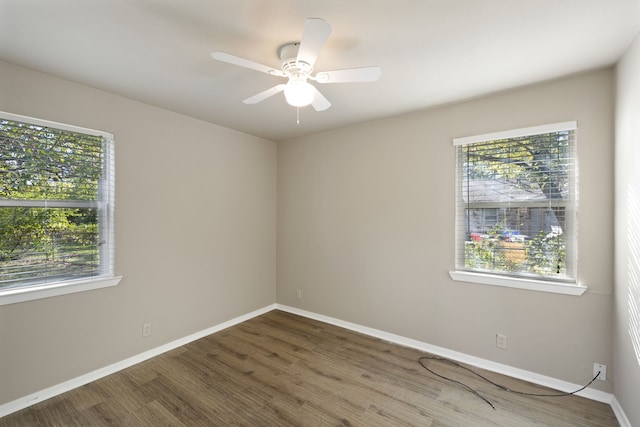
[0,112,121,305]
[449,122,586,296]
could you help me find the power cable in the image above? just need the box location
[418,355,601,410]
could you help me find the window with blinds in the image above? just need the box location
[453,122,577,283]
[0,112,115,290]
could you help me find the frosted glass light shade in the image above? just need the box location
[284,80,315,107]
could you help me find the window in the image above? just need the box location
[0,112,119,305]
[450,122,585,295]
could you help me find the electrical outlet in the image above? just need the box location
[593,363,607,381]
[142,323,152,337]
[496,333,507,349]
[296,289,302,300]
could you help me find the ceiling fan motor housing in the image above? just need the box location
[280,43,312,79]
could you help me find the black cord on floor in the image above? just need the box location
[417,355,601,410]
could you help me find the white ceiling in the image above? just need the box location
[1,0,639,141]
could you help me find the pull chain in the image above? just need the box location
[296,107,300,125]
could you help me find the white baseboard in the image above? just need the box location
[2,302,630,426]
[610,396,632,427]
[0,304,276,418]
[275,304,615,405]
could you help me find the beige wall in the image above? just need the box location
[0,59,622,409]
[614,32,640,426]
[277,69,615,391]
[0,61,277,404]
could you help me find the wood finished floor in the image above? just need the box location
[1,310,618,426]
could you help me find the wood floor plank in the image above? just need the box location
[0,310,619,426]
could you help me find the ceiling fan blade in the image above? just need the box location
[296,18,332,68]
[243,84,286,104]
[211,52,284,77]
[315,67,382,83]
[311,86,331,111]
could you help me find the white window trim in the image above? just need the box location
[0,111,120,304]
[451,121,585,296]
[452,121,577,146]
[449,271,587,296]
[0,112,113,139]
[0,275,122,306]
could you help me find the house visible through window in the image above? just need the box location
[453,122,577,286]
[0,112,115,294]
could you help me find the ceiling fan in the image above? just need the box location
[211,18,381,111]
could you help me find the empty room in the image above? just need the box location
[1,1,640,425]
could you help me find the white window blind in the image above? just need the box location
[453,122,577,283]
[0,112,115,290]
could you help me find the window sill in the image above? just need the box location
[0,276,123,306]
[448,271,587,296]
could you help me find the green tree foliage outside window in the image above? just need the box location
[0,114,113,289]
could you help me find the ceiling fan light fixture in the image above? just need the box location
[284,79,315,107]
[211,18,379,112]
